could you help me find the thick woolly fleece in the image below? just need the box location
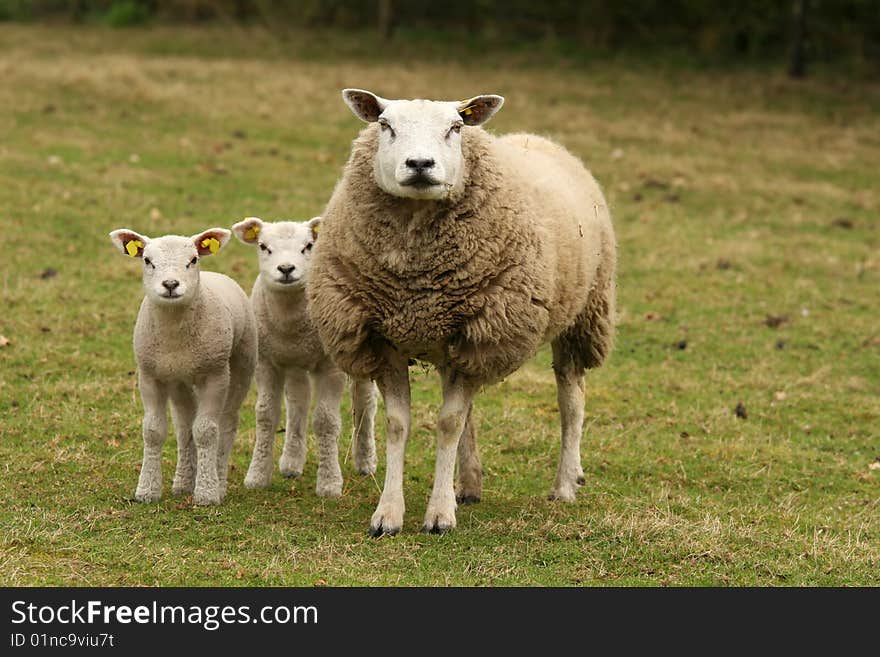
[133,271,257,506]
[308,125,616,384]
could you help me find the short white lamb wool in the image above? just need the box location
[109,227,257,506]
[231,216,377,497]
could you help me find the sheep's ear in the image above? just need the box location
[110,229,149,258]
[342,88,388,123]
[457,94,505,126]
[232,217,264,245]
[307,216,322,240]
[193,228,231,257]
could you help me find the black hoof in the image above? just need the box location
[456,494,481,505]
[421,524,450,535]
[281,472,301,479]
[369,525,399,538]
[576,476,586,485]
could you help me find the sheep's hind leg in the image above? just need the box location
[548,339,586,502]
[244,359,282,489]
[424,370,478,534]
[350,378,378,475]
[370,359,411,537]
[455,402,482,504]
[217,362,252,500]
[170,383,197,496]
[191,370,229,506]
[279,368,310,478]
[311,365,346,498]
[135,373,168,503]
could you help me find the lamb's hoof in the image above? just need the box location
[244,471,271,490]
[134,491,161,503]
[576,475,586,486]
[193,490,221,506]
[172,482,194,496]
[354,458,377,476]
[456,494,481,505]
[423,503,456,535]
[315,480,343,498]
[547,486,577,502]
[369,502,403,537]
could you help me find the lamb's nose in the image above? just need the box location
[405,158,435,171]
[162,279,180,291]
[277,264,295,275]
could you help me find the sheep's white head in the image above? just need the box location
[342,89,504,201]
[231,217,320,291]
[109,228,231,306]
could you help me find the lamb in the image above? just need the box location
[308,90,617,535]
[231,216,377,497]
[109,227,257,506]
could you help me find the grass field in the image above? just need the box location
[0,24,878,586]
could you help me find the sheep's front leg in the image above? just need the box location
[135,373,168,503]
[423,370,478,534]
[455,402,482,504]
[244,358,283,489]
[170,383,197,496]
[278,368,310,478]
[350,378,378,475]
[311,365,346,498]
[548,341,586,501]
[370,359,411,537]
[192,370,229,506]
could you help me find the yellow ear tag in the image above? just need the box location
[244,225,260,241]
[312,223,320,236]
[201,237,220,254]
[126,239,143,257]
[463,106,474,116]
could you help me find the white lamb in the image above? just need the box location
[231,216,377,497]
[109,227,257,506]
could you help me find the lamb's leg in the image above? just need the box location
[455,402,482,504]
[423,370,478,534]
[549,339,586,501]
[370,359,411,537]
[192,369,229,506]
[311,365,346,498]
[170,383,197,496]
[350,378,378,475]
[217,361,252,500]
[244,358,283,489]
[279,368,310,478]
[135,373,168,503]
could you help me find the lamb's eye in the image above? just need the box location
[302,241,314,254]
[189,256,198,266]
[259,243,270,253]
[447,123,463,138]
[378,119,395,137]
[143,257,153,267]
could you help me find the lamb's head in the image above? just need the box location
[342,89,504,201]
[109,227,231,305]
[232,216,320,291]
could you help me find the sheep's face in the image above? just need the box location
[342,89,504,201]
[109,228,231,306]
[231,217,320,291]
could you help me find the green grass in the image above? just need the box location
[0,24,878,586]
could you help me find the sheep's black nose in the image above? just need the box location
[162,279,180,291]
[405,158,435,171]
[277,264,295,275]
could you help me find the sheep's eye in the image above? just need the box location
[447,122,463,138]
[189,256,198,266]
[302,241,314,254]
[259,243,269,253]
[143,257,153,267]
[378,118,395,137]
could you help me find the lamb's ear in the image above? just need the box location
[109,229,149,258]
[457,94,505,126]
[192,228,231,256]
[307,216,322,240]
[342,88,388,123]
[231,217,264,245]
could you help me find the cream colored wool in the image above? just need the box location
[231,217,377,497]
[309,94,616,534]
[109,228,257,506]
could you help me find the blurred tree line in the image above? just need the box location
[1,0,878,74]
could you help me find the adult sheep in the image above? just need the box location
[308,89,617,535]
